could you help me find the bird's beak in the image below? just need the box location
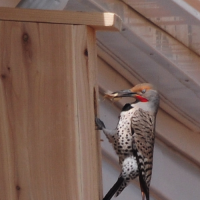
[106,89,137,98]
[104,88,148,102]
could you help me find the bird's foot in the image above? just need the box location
[95,117,106,130]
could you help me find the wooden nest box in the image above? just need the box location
[0,7,121,200]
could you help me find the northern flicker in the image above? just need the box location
[96,83,159,200]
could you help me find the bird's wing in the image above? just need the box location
[131,108,155,199]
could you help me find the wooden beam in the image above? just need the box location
[0,7,122,31]
[0,0,20,7]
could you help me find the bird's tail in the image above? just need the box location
[103,177,124,200]
[115,179,129,197]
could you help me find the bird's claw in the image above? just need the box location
[95,117,106,130]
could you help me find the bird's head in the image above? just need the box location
[105,83,159,104]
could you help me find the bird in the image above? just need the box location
[96,83,160,200]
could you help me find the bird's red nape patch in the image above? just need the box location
[135,95,148,102]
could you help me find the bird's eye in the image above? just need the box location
[141,89,146,93]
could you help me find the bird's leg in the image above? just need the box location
[95,117,106,130]
[95,117,117,143]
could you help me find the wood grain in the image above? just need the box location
[0,21,101,200]
[0,7,122,31]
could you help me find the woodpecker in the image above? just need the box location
[96,83,159,200]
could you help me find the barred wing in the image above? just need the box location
[131,108,156,194]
